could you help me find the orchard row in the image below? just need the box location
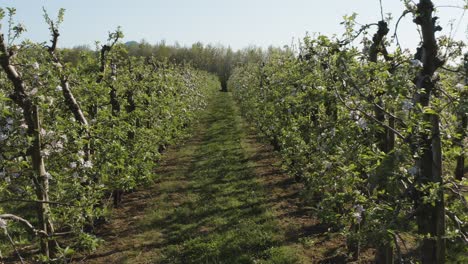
[0,8,217,261]
[229,1,466,263]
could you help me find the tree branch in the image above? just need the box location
[0,214,48,237]
[339,23,379,47]
[43,18,89,128]
[332,83,406,140]
[0,198,75,207]
[393,10,411,49]
[4,229,25,264]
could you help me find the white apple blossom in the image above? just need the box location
[353,204,365,223]
[56,85,62,92]
[349,111,359,120]
[51,140,63,150]
[455,83,465,92]
[83,160,93,169]
[357,118,367,129]
[355,204,365,213]
[402,99,413,111]
[69,162,77,169]
[0,133,8,142]
[19,123,28,135]
[353,212,363,223]
[29,88,38,96]
[44,172,52,180]
[410,59,423,68]
[0,218,7,229]
[41,149,50,157]
[32,62,40,70]
[408,166,418,176]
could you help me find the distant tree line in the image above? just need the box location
[61,40,286,92]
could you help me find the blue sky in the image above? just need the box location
[0,0,466,52]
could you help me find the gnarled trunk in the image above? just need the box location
[412,1,445,262]
[0,33,55,258]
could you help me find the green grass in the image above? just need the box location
[139,92,296,264]
[79,91,303,264]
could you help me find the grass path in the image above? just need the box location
[78,92,342,264]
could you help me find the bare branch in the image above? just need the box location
[393,10,411,49]
[337,58,407,127]
[0,214,47,237]
[440,66,462,73]
[42,12,89,128]
[339,23,379,46]
[0,198,75,207]
[332,83,406,140]
[379,0,384,21]
[435,5,466,9]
